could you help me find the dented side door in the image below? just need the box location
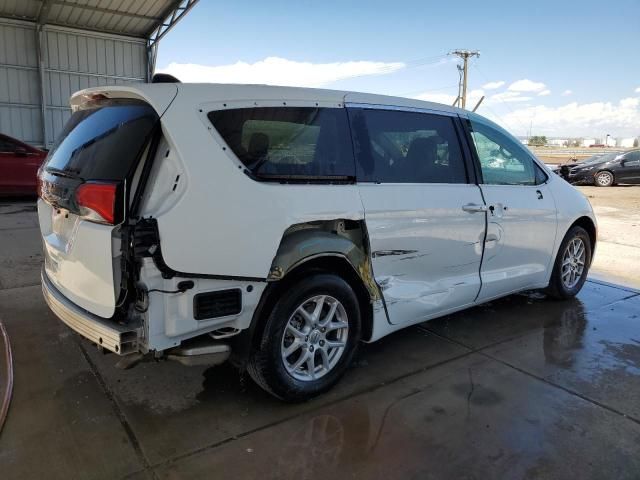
[348,105,486,325]
[360,183,486,324]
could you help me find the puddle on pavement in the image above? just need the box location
[160,352,640,479]
[113,283,640,420]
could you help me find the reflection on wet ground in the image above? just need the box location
[63,282,640,478]
[0,206,639,479]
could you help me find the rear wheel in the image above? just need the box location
[247,273,361,402]
[595,170,614,187]
[546,226,592,299]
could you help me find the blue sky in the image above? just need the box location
[157,0,640,138]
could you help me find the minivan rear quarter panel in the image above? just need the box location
[147,87,365,280]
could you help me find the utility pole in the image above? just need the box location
[449,50,480,109]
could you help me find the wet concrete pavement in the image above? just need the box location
[1,201,639,479]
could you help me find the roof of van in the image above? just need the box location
[71,82,465,116]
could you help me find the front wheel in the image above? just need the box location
[247,273,361,402]
[546,226,592,299]
[594,170,614,187]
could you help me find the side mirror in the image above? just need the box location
[14,147,28,157]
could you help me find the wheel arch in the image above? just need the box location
[229,220,380,368]
[569,215,597,256]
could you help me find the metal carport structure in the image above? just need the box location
[0,0,198,148]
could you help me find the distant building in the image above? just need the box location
[548,139,567,146]
[617,137,638,148]
[581,138,597,147]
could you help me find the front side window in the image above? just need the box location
[468,114,546,185]
[349,108,467,183]
[622,151,640,166]
[208,107,354,180]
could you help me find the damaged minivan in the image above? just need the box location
[38,83,596,401]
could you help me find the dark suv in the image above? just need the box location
[561,149,640,186]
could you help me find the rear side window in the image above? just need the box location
[349,108,468,183]
[45,99,158,181]
[208,107,355,180]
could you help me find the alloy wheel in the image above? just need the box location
[561,237,586,289]
[281,295,349,382]
[595,171,613,186]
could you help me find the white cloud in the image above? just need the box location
[538,89,551,96]
[482,80,505,90]
[491,91,533,103]
[635,86,640,93]
[508,79,546,92]
[156,56,405,87]
[414,88,484,107]
[497,96,640,137]
[413,92,457,105]
[562,89,573,96]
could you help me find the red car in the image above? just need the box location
[0,133,47,195]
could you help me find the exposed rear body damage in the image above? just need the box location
[38,83,596,400]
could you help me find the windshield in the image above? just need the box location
[45,99,158,181]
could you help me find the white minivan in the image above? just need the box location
[38,83,596,401]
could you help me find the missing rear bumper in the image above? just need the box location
[41,268,139,355]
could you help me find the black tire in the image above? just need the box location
[594,170,614,187]
[247,273,361,402]
[546,226,592,299]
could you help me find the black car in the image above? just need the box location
[557,150,640,186]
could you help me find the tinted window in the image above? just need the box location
[623,151,640,163]
[349,108,467,183]
[468,114,542,185]
[208,107,354,180]
[45,99,158,181]
[0,137,18,153]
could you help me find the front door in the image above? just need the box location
[464,113,558,301]
[348,107,486,325]
[618,150,640,183]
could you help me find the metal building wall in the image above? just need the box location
[0,18,147,148]
[0,20,41,145]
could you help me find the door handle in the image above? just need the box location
[536,189,544,199]
[462,203,488,213]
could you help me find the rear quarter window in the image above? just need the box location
[208,107,355,181]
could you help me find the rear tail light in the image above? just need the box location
[75,181,120,225]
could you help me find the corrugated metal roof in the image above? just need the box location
[0,0,186,38]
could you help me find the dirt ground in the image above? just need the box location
[577,185,640,288]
